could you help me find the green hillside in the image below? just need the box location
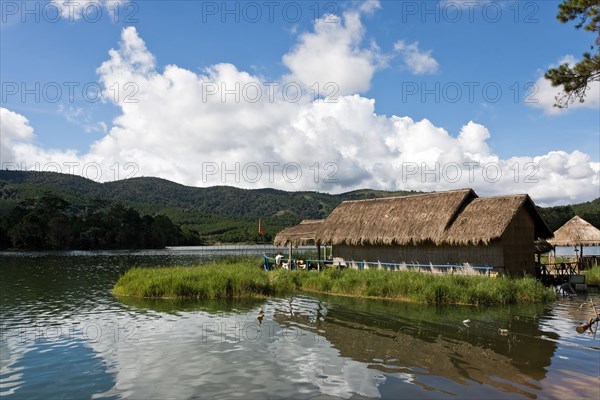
[537,198,600,232]
[1,170,598,248]
[0,171,416,245]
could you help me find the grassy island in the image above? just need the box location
[113,259,556,305]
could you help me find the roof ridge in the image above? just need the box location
[340,188,474,204]
[472,194,528,200]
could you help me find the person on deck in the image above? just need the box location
[275,252,284,268]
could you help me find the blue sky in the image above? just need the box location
[1,0,599,205]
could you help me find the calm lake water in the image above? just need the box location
[1,248,599,399]
[555,245,600,256]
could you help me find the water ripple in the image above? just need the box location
[1,252,600,399]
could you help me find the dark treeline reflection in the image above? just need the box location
[0,194,203,250]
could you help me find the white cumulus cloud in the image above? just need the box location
[282,6,385,96]
[394,40,439,75]
[2,24,598,206]
[1,107,35,165]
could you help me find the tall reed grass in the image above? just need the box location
[113,259,556,305]
[583,265,600,285]
[113,261,274,299]
[296,268,555,305]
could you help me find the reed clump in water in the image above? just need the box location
[113,261,273,299]
[113,260,556,305]
[295,268,555,305]
[583,265,600,286]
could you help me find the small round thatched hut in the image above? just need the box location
[273,219,324,247]
[548,215,600,257]
[273,219,324,263]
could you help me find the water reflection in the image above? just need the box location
[1,251,599,399]
[117,296,268,315]
[273,296,557,398]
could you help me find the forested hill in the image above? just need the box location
[0,171,417,244]
[0,170,598,245]
[538,199,600,234]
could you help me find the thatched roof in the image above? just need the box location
[273,219,324,246]
[316,189,552,246]
[535,239,554,254]
[444,195,552,245]
[548,216,600,246]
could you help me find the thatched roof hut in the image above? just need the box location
[309,189,551,274]
[316,189,551,246]
[274,219,324,246]
[548,216,600,247]
[535,239,554,254]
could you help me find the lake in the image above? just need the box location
[555,245,600,256]
[1,248,599,399]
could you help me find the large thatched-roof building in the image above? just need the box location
[314,189,552,275]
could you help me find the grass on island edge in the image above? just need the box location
[584,265,600,286]
[112,259,557,306]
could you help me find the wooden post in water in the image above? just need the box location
[317,243,321,272]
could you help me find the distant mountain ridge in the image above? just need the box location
[0,171,418,243]
[0,170,598,243]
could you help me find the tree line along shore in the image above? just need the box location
[1,171,598,248]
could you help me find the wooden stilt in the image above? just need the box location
[317,243,321,272]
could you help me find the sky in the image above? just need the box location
[0,0,599,206]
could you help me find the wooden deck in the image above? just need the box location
[536,262,583,286]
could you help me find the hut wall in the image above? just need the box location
[500,206,535,275]
[333,243,504,267]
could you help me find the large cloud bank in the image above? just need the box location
[1,6,598,206]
